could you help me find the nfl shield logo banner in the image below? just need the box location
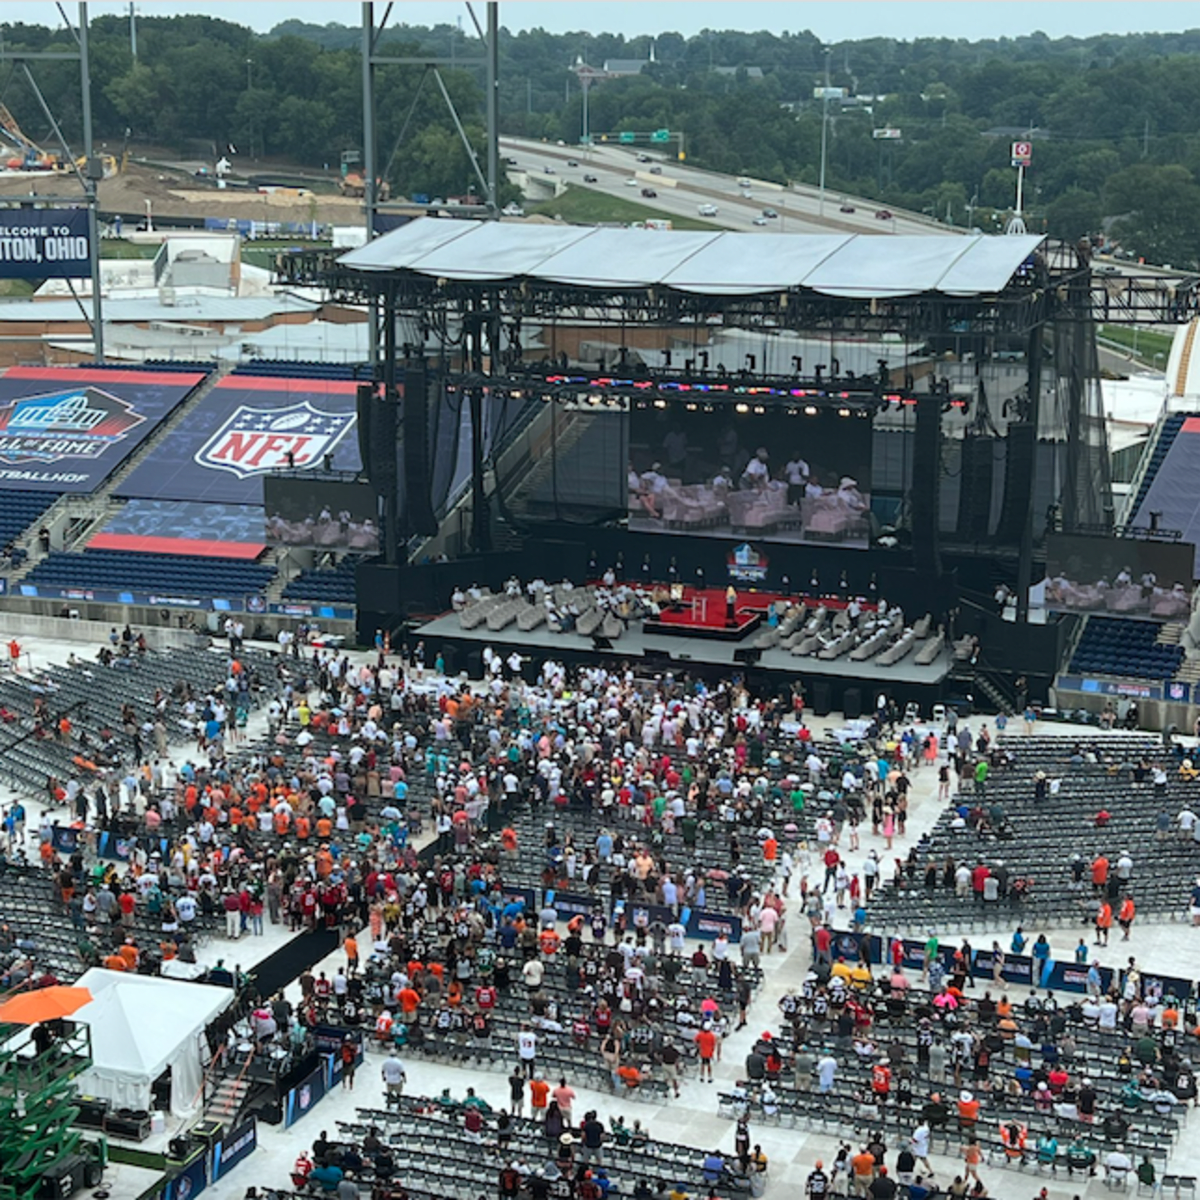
[196,400,356,478]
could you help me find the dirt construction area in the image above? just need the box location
[0,162,364,225]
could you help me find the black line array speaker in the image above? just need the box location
[957,434,996,541]
[811,681,833,717]
[843,687,862,720]
[912,393,942,576]
[997,422,1035,545]
[356,382,375,470]
[403,361,438,536]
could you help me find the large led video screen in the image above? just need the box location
[1044,533,1196,620]
[263,477,380,553]
[628,406,873,546]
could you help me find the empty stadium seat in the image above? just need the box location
[0,490,56,554]
[282,555,360,604]
[1069,615,1183,679]
[1128,412,1187,524]
[23,548,275,598]
[232,360,367,382]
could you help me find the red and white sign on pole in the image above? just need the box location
[1011,141,1033,167]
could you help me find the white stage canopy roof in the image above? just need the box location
[339,219,1044,300]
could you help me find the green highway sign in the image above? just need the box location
[650,129,670,143]
[619,131,636,144]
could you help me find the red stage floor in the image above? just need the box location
[635,586,869,631]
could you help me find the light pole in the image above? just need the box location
[245,58,253,158]
[818,46,832,219]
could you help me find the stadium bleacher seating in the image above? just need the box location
[1069,616,1184,679]
[23,549,275,598]
[0,490,56,554]
[1128,412,1187,524]
[282,556,361,604]
[77,359,218,375]
[232,360,368,382]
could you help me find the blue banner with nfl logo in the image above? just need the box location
[0,208,90,279]
[118,376,365,505]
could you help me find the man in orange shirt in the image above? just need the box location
[344,934,359,974]
[957,1089,981,1131]
[1095,900,1113,945]
[540,927,561,958]
[1118,895,1136,939]
[694,1024,717,1082]
[529,1074,550,1112]
[850,1146,877,1191]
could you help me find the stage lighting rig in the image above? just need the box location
[461,365,973,416]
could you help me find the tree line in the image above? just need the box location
[3,15,1200,261]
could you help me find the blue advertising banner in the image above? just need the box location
[0,208,90,278]
[285,1063,326,1126]
[16,582,247,610]
[544,889,596,921]
[163,1153,208,1200]
[210,1117,257,1182]
[268,601,357,621]
[0,366,206,493]
[687,909,744,942]
[50,825,81,854]
[118,376,365,505]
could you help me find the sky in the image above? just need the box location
[6,1,1199,43]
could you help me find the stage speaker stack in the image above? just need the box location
[733,648,762,666]
[812,681,833,717]
[912,393,942,577]
[843,687,862,720]
[957,434,996,541]
[402,360,438,537]
[997,422,1036,545]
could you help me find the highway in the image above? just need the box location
[500,135,959,237]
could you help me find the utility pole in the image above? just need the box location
[128,2,137,59]
[818,46,832,218]
[79,3,103,361]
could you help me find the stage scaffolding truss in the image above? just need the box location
[282,224,1200,612]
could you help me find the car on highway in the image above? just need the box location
[501,202,525,217]
[504,156,518,166]
[566,159,578,167]
[636,153,651,163]
[649,165,662,175]
[738,176,752,187]
[752,216,768,226]
[583,174,598,183]
[1097,263,1121,275]
[762,208,778,219]
[875,208,893,220]
[698,203,719,216]
[542,165,555,174]
[641,187,657,198]
[839,200,856,213]
[625,178,639,187]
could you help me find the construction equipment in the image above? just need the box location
[75,153,119,179]
[0,103,57,170]
[339,172,391,201]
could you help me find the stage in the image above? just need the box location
[414,608,954,691]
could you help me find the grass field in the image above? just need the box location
[99,239,159,259]
[528,187,721,231]
[1099,324,1174,366]
[240,239,331,271]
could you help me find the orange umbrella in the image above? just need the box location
[0,985,93,1025]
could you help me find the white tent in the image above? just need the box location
[72,969,232,1118]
